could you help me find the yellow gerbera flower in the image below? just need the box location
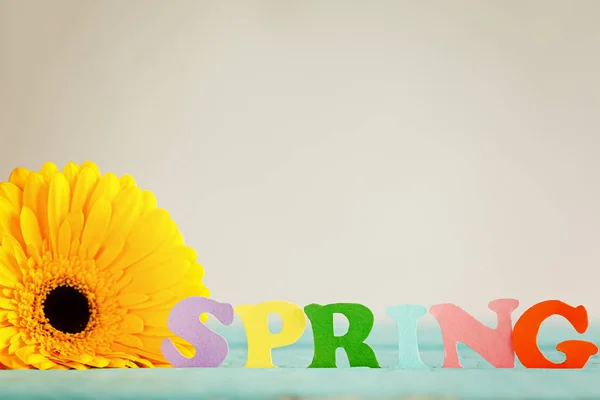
[0,161,209,369]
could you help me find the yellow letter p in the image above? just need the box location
[235,301,306,368]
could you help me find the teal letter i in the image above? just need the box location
[385,305,428,369]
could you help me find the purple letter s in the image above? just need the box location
[161,297,234,368]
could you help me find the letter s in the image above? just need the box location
[161,296,234,368]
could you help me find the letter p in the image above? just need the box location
[235,301,307,368]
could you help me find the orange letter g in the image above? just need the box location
[513,300,598,368]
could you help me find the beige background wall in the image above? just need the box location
[1,0,599,320]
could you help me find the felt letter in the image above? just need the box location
[385,305,428,368]
[305,303,380,368]
[513,300,598,368]
[234,301,306,368]
[429,298,519,368]
[161,296,234,368]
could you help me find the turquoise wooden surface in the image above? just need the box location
[0,368,598,399]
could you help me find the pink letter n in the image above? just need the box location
[429,299,519,368]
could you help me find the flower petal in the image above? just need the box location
[107,357,137,368]
[95,238,124,269]
[20,206,42,250]
[65,210,84,240]
[61,162,80,192]
[136,309,170,328]
[8,168,30,191]
[1,235,26,269]
[58,221,71,257]
[126,291,175,310]
[87,173,120,215]
[0,298,15,311]
[142,326,172,337]
[111,343,163,363]
[0,248,21,287]
[0,197,21,246]
[103,187,142,248]
[0,182,22,209]
[80,161,101,177]
[15,344,37,365]
[70,167,99,216]
[140,190,157,214]
[40,162,59,180]
[81,199,111,257]
[120,314,145,334]
[117,293,149,307]
[116,334,144,348]
[69,237,80,259]
[119,174,137,189]
[48,173,70,254]
[0,327,17,349]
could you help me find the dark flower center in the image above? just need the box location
[43,285,91,334]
